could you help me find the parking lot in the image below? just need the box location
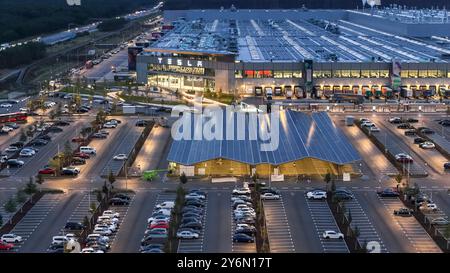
[378,195,441,253]
[177,196,207,253]
[306,197,349,253]
[8,194,62,252]
[263,197,296,252]
[342,196,388,253]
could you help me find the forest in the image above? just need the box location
[0,0,156,43]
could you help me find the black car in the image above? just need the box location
[140,243,164,252]
[333,192,353,200]
[232,233,254,243]
[235,228,256,237]
[76,108,89,113]
[109,198,130,206]
[397,123,412,129]
[180,222,202,230]
[394,208,413,217]
[92,133,107,139]
[441,121,450,127]
[189,189,208,196]
[135,120,148,127]
[236,217,256,225]
[54,121,70,126]
[113,193,131,201]
[377,189,400,197]
[420,128,434,134]
[181,208,204,215]
[404,130,416,136]
[181,217,202,224]
[7,159,24,167]
[406,118,419,123]
[38,135,52,141]
[10,142,24,148]
[71,157,86,165]
[48,126,63,133]
[65,222,85,230]
[414,137,426,144]
[185,201,205,208]
[61,168,79,175]
[30,139,48,146]
[445,162,450,170]
[182,212,203,219]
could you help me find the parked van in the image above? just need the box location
[80,146,96,155]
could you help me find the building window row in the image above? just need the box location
[313,69,450,79]
[400,70,448,78]
[235,70,302,79]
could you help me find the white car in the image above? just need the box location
[185,193,206,200]
[232,188,251,195]
[419,203,438,211]
[369,127,380,132]
[66,233,78,241]
[419,142,435,149]
[5,146,19,153]
[361,121,375,127]
[20,149,35,157]
[19,108,28,112]
[87,234,110,242]
[113,154,128,161]
[156,201,175,209]
[52,236,68,245]
[103,122,117,128]
[97,215,119,224]
[236,223,255,230]
[102,210,120,218]
[95,223,117,232]
[234,207,255,213]
[1,126,13,133]
[177,230,199,239]
[0,103,12,108]
[389,117,401,123]
[147,215,170,223]
[81,247,104,253]
[322,230,344,239]
[1,234,23,243]
[430,217,449,225]
[306,191,327,200]
[260,192,280,200]
[93,227,112,236]
[153,208,172,216]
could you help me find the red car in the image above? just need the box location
[148,223,169,229]
[71,137,85,143]
[0,241,14,251]
[73,152,90,159]
[38,167,56,175]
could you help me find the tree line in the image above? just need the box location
[0,42,46,69]
[0,0,156,43]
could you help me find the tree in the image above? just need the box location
[96,191,103,203]
[444,224,450,239]
[324,173,331,192]
[36,173,44,184]
[24,177,37,195]
[347,209,352,224]
[0,213,3,227]
[353,225,361,250]
[16,190,27,204]
[63,141,73,166]
[331,180,336,193]
[4,197,17,214]
[90,202,97,213]
[102,181,109,195]
[395,174,403,185]
[108,170,116,189]
[19,130,27,143]
[179,172,188,184]
[48,110,56,121]
[83,216,90,229]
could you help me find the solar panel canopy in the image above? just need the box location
[167,110,361,166]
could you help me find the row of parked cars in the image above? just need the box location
[0,234,23,251]
[231,187,256,243]
[306,188,354,201]
[360,118,380,132]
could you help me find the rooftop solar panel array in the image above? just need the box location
[152,16,450,63]
[167,110,361,166]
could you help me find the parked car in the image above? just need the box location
[177,230,199,239]
[232,188,251,195]
[306,190,327,200]
[61,167,80,175]
[54,121,70,126]
[73,152,90,159]
[113,193,131,201]
[430,217,449,225]
[0,241,14,250]
[1,234,22,243]
[322,230,344,239]
[232,233,254,243]
[72,157,86,165]
[377,188,400,197]
[7,159,24,167]
[420,128,434,134]
[38,167,56,175]
[389,117,402,123]
[113,154,128,161]
[419,142,435,149]
[395,153,413,163]
[65,222,85,230]
[103,210,120,218]
[103,122,117,128]
[397,123,412,129]
[180,222,202,230]
[414,137,426,144]
[404,129,416,136]
[48,126,63,133]
[93,133,107,139]
[444,162,450,171]
[419,203,438,212]
[30,139,48,146]
[5,146,19,153]
[109,198,130,206]
[394,208,414,216]
[406,118,419,123]
[333,191,353,200]
[135,120,149,127]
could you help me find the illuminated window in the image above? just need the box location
[408,70,418,78]
[379,70,389,78]
[235,70,243,79]
[437,70,445,78]
[323,70,332,78]
[274,71,283,78]
[293,71,302,78]
[400,70,409,78]
[361,70,370,78]
[418,70,428,78]
[427,70,437,78]
[447,71,450,78]
[350,70,360,78]
[283,71,293,78]
[370,70,379,78]
[313,70,322,78]
[341,70,351,78]
[333,70,341,78]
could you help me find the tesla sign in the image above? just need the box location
[157,58,203,68]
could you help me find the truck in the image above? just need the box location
[255,86,263,96]
[345,116,355,126]
[294,86,303,99]
[274,86,283,96]
[264,87,273,100]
